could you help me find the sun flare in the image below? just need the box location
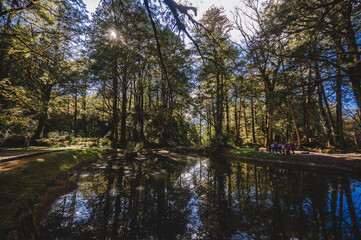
[110,30,117,39]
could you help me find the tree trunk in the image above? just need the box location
[349,66,361,121]
[33,84,53,139]
[110,63,118,144]
[234,96,239,144]
[226,90,230,134]
[215,72,224,137]
[315,62,334,146]
[207,110,212,142]
[290,106,302,148]
[264,76,274,147]
[303,67,312,141]
[336,53,345,148]
[199,114,202,144]
[251,98,256,144]
[266,108,273,147]
[243,101,248,140]
[0,5,13,81]
[120,71,127,147]
[82,91,87,137]
[67,95,71,131]
[74,85,78,136]
[316,84,332,145]
[139,77,145,142]
[321,83,337,141]
[342,3,361,121]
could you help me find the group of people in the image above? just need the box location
[268,142,296,156]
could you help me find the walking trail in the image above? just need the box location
[0,149,64,172]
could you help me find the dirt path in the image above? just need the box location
[228,148,361,174]
[305,151,361,160]
[0,150,64,171]
[259,147,361,160]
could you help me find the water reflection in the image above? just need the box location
[40,153,361,239]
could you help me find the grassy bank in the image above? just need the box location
[229,148,361,173]
[0,148,114,239]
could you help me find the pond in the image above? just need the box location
[39,152,361,239]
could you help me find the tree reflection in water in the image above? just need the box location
[40,153,361,239]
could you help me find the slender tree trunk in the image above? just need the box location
[148,78,152,109]
[207,110,212,142]
[321,83,337,141]
[303,67,312,141]
[0,5,13,81]
[251,98,256,144]
[226,91,230,134]
[74,86,78,136]
[234,97,239,144]
[316,84,332,145]
[349,67,361,121]
[342,4,361,121]
[199,114,202,144]
[264,77,274,147]
[286,113,290,142]
[315,62,333,146]
[82,92,87,137]
[110,63,118,144]
[120,71,127,147]
[139,77,145,141]
[290,106,302,148]
[266,108,273,146]
[243,101,248,140]
[33,84,53,139]
[215,72,224,137]
[336,54,345,148]
[238,99,242,144]
[133,77,138,141]
[68,95,71,131]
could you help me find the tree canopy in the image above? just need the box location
[1,0,360,150]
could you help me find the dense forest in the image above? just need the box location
[1,0,360,151]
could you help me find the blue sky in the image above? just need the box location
[83,0,242,19]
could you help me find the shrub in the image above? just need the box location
[34,138,58,146]
[0,135,25,147]
[99,138,111,147]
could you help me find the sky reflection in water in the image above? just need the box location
[40,153,361,239]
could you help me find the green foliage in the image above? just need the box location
[233,148,287,161]
[1,0,360,151]
[47,131,73,139]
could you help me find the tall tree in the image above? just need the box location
[194,7,237,143]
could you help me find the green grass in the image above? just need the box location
[232,148,292,161]
[231,148,361,172]
[0,148,113,238]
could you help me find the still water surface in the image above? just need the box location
[40,153,361,239]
